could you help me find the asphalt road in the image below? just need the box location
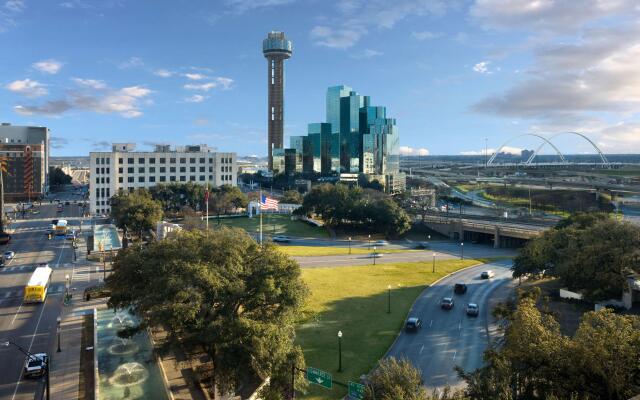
[0,191,88,400]
[386,259,514,390]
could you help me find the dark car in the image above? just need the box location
[466,303,479,317]
[440,297,454,310]
[480,270,495,279]
[454,283,468,294]
[405,317,422,332]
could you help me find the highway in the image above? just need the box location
[386,259,514,390]
[0,191,87,400]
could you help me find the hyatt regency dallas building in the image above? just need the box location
[273,85,405,192]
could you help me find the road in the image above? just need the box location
[386,259,514,390]
[0,190,89,400]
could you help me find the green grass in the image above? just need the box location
[211,214,329,238]
[279,246,419,257]
[296,259,481,399]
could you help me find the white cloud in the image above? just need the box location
[14,83,152,118]
[4,0,24,12]
[412,31,442,41]
[0,0,25,33]
[72,78,106,89]
[193,118,209,126]
[350,49,383,59]
[460,146,521,156]
[118,56,144,69]
[6,79,48,97]
[185,94,208,103]
[310,25,365,49]
[400,146,430,156]
[473,61,492,74]
[33,59,63,74]
[183,77,234,91]
[224,0,295,13]
[153,69,174,78]
[184,73,208,81]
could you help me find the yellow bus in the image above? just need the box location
[24,265,53,303]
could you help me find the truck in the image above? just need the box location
[54,220,68,236]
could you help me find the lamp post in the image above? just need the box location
[56,316,61,352]
[432,252,436,273]
[348,237,351,255]
[373,246,377,266]
[427,234,431,247]
[2,340,50,400]
[460,242,464,260]
[337,331,342,372]
[387,285,391,314]
[64,274,70,299]
[368,234,371,250]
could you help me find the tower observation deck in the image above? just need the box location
[263,31,292,170]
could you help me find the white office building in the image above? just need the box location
[90,143,237,215]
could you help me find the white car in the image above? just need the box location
[272,235,291,243]
[374,240,389,246]
[4,251,15,260]
[368,252,384,258]
[24,353,48,377]
[480,270,495,279]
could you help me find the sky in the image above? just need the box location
[1,0,640,157]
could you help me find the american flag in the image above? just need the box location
[260,195,279,210]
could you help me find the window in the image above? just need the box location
[95,168,99,175]
[170,167,176,173]
[118,158,123,164]
[199,175,205,181]
[180,158,186,163]
[139,157,145,164]
[139,167,145,173]
[180,167,186,173]
[138,176,145,183]
[159,167,166,173]
[209,166,213,172]
[149,158,156,164]
[95,188,99,197]
[190,167,196,172]
[101,168,105,174]
[190,158,196,163]
[209,175,213,181]
[128,177,134,183]
[101,177,105,184]
[128,158,134,164]
[129,187,134,193]
[160,176,166,182]
[106,188,110,197]
[101,188,105,197]
[127,167,134,173]
[170,176,176,182]
[149,167,155,173]
[170,158,176,163]
[199,166,205,172]
[221,166,224,172]
[199,158,205,163]
[179,176,186,182]
[209,158,213,164]
[118,167,123,174]
[106,158,110,165]
[118,177,123,183]
[106,177,110,183]
[160,158,166,163]
[149,176,156,183]
[95,177,99,184]
[106,168,110,174]
[189,176,196,181]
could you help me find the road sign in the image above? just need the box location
[348,381,365,399]
[306,367,332,389]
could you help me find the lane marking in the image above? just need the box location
[429,319,433,328]
[453,350,457,361]
[419,345,424,355]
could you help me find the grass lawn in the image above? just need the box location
[296,258,482,399]
[279,246,419,257]
[211,214,329,238]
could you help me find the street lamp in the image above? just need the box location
[56,316,61,352]
[337,331,343,372]
[65,274,70,299]
[432,252,436,273]
[2,340,50,400]
[348,237,352,255]
[373,246,377,266]
[387,285,391,314]
[368,234,371,250]
[460,242,464,260]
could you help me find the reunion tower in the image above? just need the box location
[262,31,292,170]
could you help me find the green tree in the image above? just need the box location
[281,190,303,204]
[49,166,72,186]
[364,357,429,400]
[107,228,308,398]
[110,189,163,240]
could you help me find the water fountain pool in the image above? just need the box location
[96,309,169,400]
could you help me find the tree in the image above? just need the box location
[110,189,163,240]
[364,357,429,400]
[281,190,303,204]
[107,228,308,398]
[49,166,72,186]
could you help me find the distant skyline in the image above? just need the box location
[2,0,640,156]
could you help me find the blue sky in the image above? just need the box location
[1,0,640,156]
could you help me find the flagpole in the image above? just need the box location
[259,188,263,245]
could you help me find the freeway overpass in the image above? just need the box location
[422,214,551,248]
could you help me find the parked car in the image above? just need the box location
[466,303,480,317]
[374,240,389,246]
[0,233,11,245]
[405,317,422,332]
[4,251,15,260]
[480,270,495,279]
[368,252,383,258]
[272,235,291,243]
[440,297,455,310]
[23,353,48,377]
[65,231,76,240]
[454,283,468,294]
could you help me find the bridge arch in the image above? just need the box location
[525,132,609,165]
[487,133,566,165]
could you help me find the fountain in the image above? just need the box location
[96,309,168,400]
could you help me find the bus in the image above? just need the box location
[55,220,68,236]
[24,265,53,303]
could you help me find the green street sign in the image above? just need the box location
[348,381,365,399]
[306,367,332,389]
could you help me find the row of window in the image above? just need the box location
[95,165,234,175]
[95,173,235,185]
[95,187,111,199]
[94,156,234,166]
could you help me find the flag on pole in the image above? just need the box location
[260,195,279,210]
[204,189,210,202]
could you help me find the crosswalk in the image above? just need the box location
[0,265,36,273]
[0,283,65,300]
[72,265,91,282]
